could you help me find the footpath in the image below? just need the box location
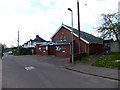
[34,56,120,81]
[64,64,120,81]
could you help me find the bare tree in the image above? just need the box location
[97,12,120,47]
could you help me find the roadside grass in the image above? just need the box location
[74,55,90,64]
[92,53,120,69]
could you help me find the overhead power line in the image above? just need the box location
[81,0,98,19]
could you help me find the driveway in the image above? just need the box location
[2,55,119,88]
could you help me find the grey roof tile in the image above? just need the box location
[64,25,103,44]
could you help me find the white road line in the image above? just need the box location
[24,66,35,70]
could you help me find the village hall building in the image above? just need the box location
[36,24,103,58]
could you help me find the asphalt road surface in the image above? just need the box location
[2,55,119,88]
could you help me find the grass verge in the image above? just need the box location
[74,55,90,64]
[92,53,120,69]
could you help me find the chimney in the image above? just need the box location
[36,35,39,38]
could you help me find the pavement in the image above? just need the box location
[64,64,120,81]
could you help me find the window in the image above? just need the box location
[60,36,63,41]
[63,36,67,41]
[56,46,61,51]
[61,46,66,50]
[42,46,46,50]
[60,35,67,41]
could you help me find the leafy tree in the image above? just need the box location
[97,12,120,47]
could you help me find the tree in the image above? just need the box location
[97,12,120,47]
[3,44,7,49]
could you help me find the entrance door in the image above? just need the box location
[48,45,55,55]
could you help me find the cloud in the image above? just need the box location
[0,0,119,47]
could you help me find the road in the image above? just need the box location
[2,55,119,88]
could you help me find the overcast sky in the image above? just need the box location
[0,0,119,47]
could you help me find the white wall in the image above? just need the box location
[110,42,120,52]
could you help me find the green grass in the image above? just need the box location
[81,55,90,62]
[92,53,120,69]
[74,55,90,64]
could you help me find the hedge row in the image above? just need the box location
[13,47,35,55]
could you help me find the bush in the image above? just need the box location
[12,48,19,55]
[13,47,35,55]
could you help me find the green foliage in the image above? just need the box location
[74,54,90,64]
[18,48,31,55]
[92,53,120,69]
[12,47,34,56]
[81,55,90,62]
[13,48,18,55]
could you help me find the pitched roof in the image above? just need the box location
[64,25,103,44]
[22,35,46,46]
[52,24,103,44]
[33,35,46,42]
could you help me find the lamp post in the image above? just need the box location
[77,0,81,61]
[68,8,74,64]
[17,31,19,54]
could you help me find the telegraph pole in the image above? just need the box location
[77,0,81,61]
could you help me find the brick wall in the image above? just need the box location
[55,44,70,57]
[36,44,48,56]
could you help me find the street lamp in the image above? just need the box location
[68,8,74,64]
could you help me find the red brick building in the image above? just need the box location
[36,24,103,57]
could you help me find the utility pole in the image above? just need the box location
[77,0,81,61]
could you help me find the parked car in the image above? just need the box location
[8,51,13,55]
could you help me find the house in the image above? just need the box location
[36,24,103,57]
[22,35,46,48]
[22,35,47,54]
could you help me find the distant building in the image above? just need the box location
[22,35,46,48]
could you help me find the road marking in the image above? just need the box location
[24,66,35,70]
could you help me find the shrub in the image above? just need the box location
[13,47,35,55]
